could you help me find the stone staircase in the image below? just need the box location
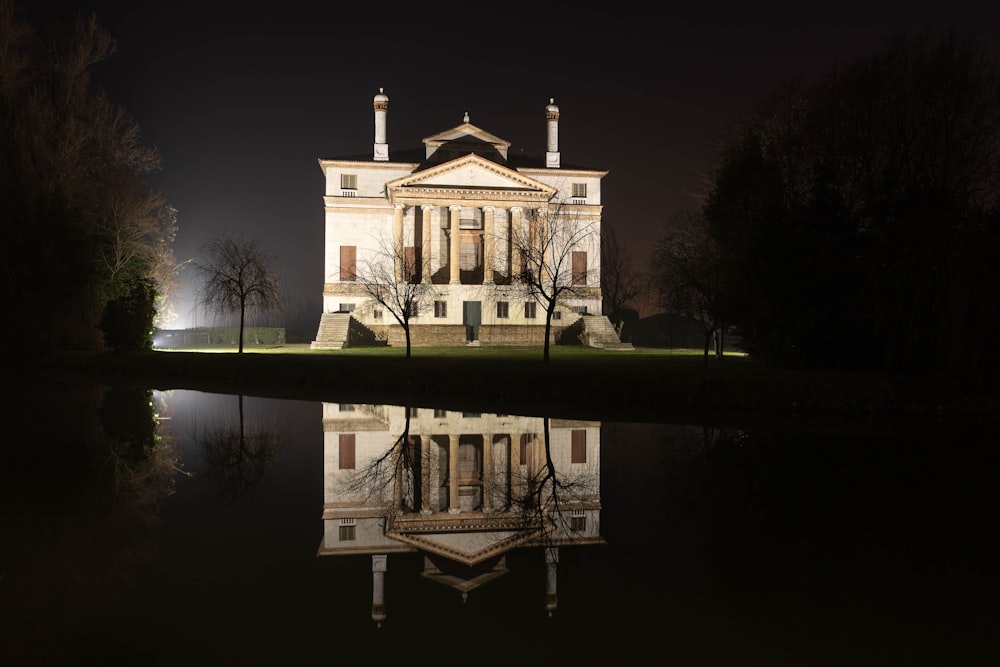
[310,312,352,349]
[579,315,635,350]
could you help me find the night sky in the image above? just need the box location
[24,1,1000,334]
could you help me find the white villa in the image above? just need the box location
[316,403,605,624]
[311,89,629,349]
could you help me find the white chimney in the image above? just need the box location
[545,98,560,168]
[373,88,389,161]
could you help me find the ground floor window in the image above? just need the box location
[525,302,537,319]
[497,301,509,318]
[434,300,447,317]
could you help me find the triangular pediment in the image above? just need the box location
[423,122,510,156]
[386,526,543,567]
[386,154,556,201]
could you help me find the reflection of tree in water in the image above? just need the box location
[0,383,178,664]
[196,394,284,502]
[344,410,600,544]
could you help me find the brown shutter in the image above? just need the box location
[404,246,417,282]
[339,433,356,469]
[572,251,587,285]
[340,246,357,281]
[571,429,586,463]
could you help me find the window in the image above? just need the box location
[408,407,419,417]
[340,173,357,190]
[525,302,537,319]
[405,246,418,283]
[570,510,586,532]
[373,307,382,319]
[406,301,420,317]
[572,183,587,198]
[572,251,587,285]
[519,433,534,463]
[571,430,586,463]
[497,301,509,318]
[339,404,355,412]
[339,434,355,469]
[459,206,482,229]
[462,411,481,418]
[339,519,356,541]
[434,409,448,418]
[553,311,562,321]
[434,300,447,318]
[340,246,356,281]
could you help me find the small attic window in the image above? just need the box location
[571,183,587,198]
[340,174,357,193]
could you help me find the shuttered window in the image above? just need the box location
[572,251,587,285]
[339,433,356,469]
[340,246,356,281]
[571,430,586,463]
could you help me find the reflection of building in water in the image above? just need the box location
[316,403,605,625]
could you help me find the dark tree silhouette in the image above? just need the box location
[649,208,728,365]
[0,1,177,351]
[601,223,643,327]
[704,31,1000,385]
[196,394,284,502]
[194,234,283,353]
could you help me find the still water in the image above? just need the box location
[2,382,998,665]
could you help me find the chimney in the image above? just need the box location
[373,88,389,161]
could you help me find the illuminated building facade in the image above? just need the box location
[311,89,626,348]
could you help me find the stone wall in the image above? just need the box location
[373,324,563,347]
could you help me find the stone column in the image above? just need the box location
[393,442,404,512]
[545,547,558,616]
[420,437,432,514]
[421,204,434,283]
[449,205,461,284]
[393,203,405,282]
[510,206,523,276]
[512,432,523,502]
[483,206,495,285]
[482,433,494,513]
[372,554,387,626]
[539,207,550,285]
[448,434,460,513]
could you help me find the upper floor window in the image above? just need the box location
[340,173,357,191]
[571,183,587,198]
[459,206,482,229]
[572,429,587,463]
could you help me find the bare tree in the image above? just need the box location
[353,232,440,358]
[505,202,601,362]
[600,223,643,326]
[196,394,284,502]
[341,409,601,544]
[649,208,728,365]
[194,234,283,353]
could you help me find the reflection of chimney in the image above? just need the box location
[373,88,389,161]
[371,554,387,626]
[545,98,560,168]
[545,547,559,616]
